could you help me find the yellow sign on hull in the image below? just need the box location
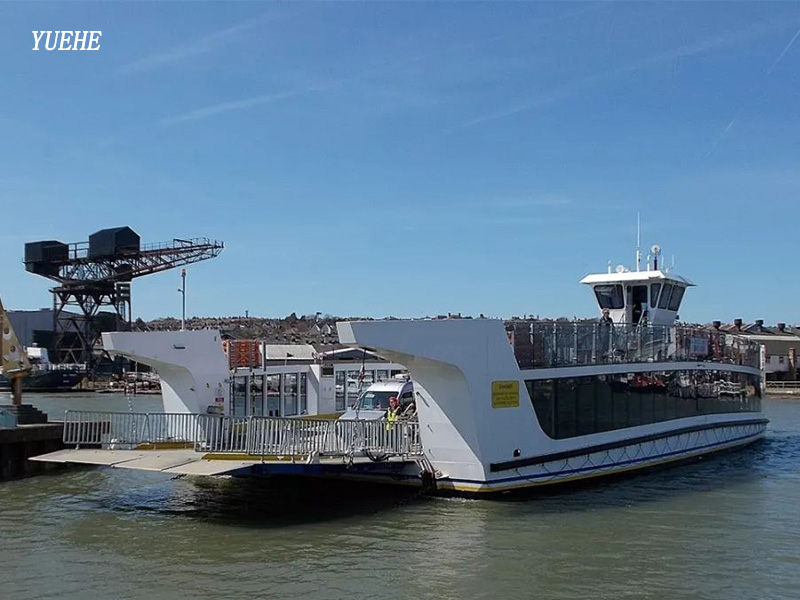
[491,380,520,408]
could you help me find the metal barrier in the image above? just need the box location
[765,381,800,390]
[507,321,762,370]
[63,411,203,448]
[62,411,423,459]
[197,415,422,458]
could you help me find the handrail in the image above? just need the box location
[196,415,422,458]
[63,411,203,448]
[506,321,762,370]
[765,381,800,389]
[61,411,423,459]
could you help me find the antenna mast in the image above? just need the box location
[635,212,641,272]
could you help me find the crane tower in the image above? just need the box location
[24,227,223,369]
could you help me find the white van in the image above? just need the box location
[340,379,414,420]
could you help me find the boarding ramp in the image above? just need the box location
[60,410,422,461]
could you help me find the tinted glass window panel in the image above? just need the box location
[650,283,661,307]
[233,376,247,417]
[596,376,615,433]
[613,391,629,429]
[335,371,346,411]
[627,389,642,427]
[594,285,624,309]
[576,379,596,436]
[528,380,555,438]
[526,370,760,440]
[632,286,648,305]
[556,379,578,438]
[668,286,686,311]
[300,373,307,414]
[657,284,672,309]
[284,373,298,416]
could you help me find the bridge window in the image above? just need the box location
[668,286,685,311]
[594,284,624,309]
[650,283,661,307]
[657,283,673,309]
[526,370,761,439]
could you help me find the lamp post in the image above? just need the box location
[178,269,186,330]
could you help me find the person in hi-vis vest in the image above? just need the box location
[385,396,401,431]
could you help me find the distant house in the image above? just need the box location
[716,319,799,380]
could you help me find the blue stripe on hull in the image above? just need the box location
[444,427,766,487]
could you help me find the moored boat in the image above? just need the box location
[35,244,766,495]
[337,245,765,493]
[0,347,86,393]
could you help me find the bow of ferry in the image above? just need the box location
[338,318,766,493]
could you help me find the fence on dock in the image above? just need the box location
[765,381,800,394]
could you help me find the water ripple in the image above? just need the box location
[3,397,800,600]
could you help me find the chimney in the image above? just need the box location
[734,318,743,330]
[755,319,764,327]
[712,320,721,329]
[778,323,786,332]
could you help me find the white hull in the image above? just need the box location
[338,319,766,494]
[435,418,765,493]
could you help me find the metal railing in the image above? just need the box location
[765,381,800,390]
[61,411,423,459]
[507,321,762,370]
[197,415,422,458]
[63,411,202,448]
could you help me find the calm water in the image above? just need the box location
[1,394,800,600]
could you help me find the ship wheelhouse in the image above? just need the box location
[580,270,694,327]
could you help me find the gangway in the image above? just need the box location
[33,411,426,482]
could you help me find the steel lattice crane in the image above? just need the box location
[24,227,223,370]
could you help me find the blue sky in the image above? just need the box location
[1,1,799,323]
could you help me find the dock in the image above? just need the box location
[0,420,65,479]
[31,411,427,486]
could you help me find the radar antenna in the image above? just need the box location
[651,244,661,270]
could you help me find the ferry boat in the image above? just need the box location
[35,245,766,495]
[338,248,765,493]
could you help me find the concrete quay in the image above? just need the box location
[0,422,65,480]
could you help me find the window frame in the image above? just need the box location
[667,286,685,311]
[657,283,673,309]
[650,283,662,308]
[593,284,624,310]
